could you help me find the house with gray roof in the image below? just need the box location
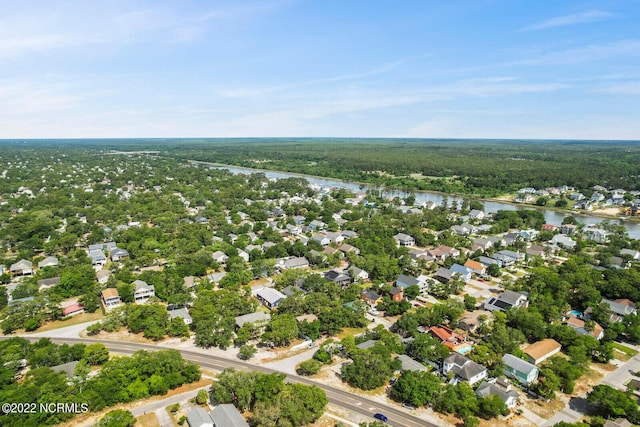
[324,270,351,287]
[51,361,79,378]
[278,256,309,270]
[347,266,369,281]
[475,378,519,408]
[209,404,249,427]
[38,256,59,269]
[484,290,528,312]
[235,311,271,329]
[38,277,60,291]
[89,242,117,254]
[393,233,415,246]
[396,354,427,372]
[168,307,192,325]
[256,288,286,309]
[396,274,419,289]
[10,259,33,276]
[502,354,539,385]
[133,279,155,303]
[110,247,129,262]
[442,353,487,385]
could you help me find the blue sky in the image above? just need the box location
[1,0,639,139]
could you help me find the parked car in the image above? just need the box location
[373,413,388,422]
[402,402,416,410]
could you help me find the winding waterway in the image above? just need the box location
[198,162,640,240]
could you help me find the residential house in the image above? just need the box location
[396,354,427,372]
[96,270,111,285]
[621,249,640,260]
[497,250,525,263]
[237,249,249,262]
[347,266,369,281]
[560,224,578,235]
[256,287,286,309]
[278,256,310,270]
[38,277,60,291]
[338,243,360,255]
[484,290,529,312]
[450,264,472,282]
[209,404,250,427]
[475,378,519,409]
[550,234,576,250]
[442,353,488,385]
[90,251,107,266]
[62,303,85,317]
[324,269,351,287]
[356,340,377,350]
[51,361,80,379]
[393,233,415,247]
[478,255,502,268]
[38,256,59,269]
[519,229,538,241]
[464,259,487,277]
[436,245,461,259]
[235,311,271,329]
[526,245,547,258]
[285,224,302,236]
[168,307,192,325]
[101,288,122,311]
[583,227,611,243]
[323,246,341,257]
[564,316,605,340]
[524,339,562,365]
[309,219,326,231]
[10,259,33,276]
[542,224,557,232]
[89,242,117,254]
[187,404,249,427]
[361,291,382,307]
[594,298,637,322]
[133,279,155,303]
[211,251,229,264]
[469,209,485,220]
[389,287,404,302]
[459,310,493,333]
[396,274,419,289]
[603,419,633,427]
[502,354,539,385]
[427,325,472,353]
[325,232,344,244]
[206,271,227,284]
[434,267,455,283]
[110,248,129,262]
[311,233,331,246]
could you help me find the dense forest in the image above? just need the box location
[3,138,640,196]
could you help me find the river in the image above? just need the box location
[197,162,640,240]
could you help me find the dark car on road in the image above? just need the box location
[374,413,388,422]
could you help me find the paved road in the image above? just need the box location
[2,336,444,427]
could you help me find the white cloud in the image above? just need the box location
[594,82,640,95]
[519,39,640,65]
[523,10,613,31]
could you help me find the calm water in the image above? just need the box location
[203,163,640,240]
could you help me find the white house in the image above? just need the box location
[133,279,155,303]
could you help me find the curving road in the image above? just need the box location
[2,336,442,427]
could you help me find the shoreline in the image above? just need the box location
[188,160,636,223]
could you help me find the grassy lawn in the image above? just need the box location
[612,342,639,362]
[137,412,161,427]
[32,311,103,332]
